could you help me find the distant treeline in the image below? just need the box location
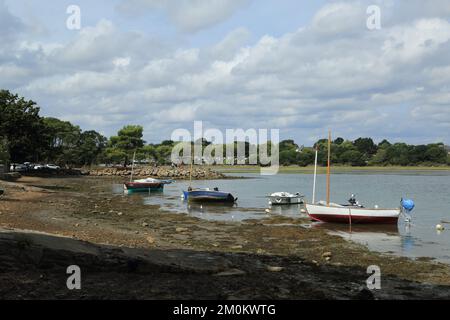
[1,90,449,168]
[278,138,449,167]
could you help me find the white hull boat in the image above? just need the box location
[305,131,413,225]
[305,203,400,224]
[268,192,304,205]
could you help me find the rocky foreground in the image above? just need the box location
[2,228,450,300]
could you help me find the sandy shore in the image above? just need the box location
[1,176,450,299]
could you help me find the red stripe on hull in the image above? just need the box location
[308,214,398,225]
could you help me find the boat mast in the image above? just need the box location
[312,146,318,204]
[189,151,193,188]
[326,130,331,206]
[130,149,137,183]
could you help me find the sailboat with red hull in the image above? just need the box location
[305,131,409,225]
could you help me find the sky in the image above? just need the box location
[1,0,450,145]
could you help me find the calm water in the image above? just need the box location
[115,171,450,263]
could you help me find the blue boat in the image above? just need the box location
[183,188,237,203]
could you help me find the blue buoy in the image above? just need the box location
[401,198,415,213]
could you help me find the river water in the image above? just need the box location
[117,170,450,263]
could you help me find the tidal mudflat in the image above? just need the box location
[1,176,450,299]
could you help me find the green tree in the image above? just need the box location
[368,148,388,166]
[297,147,315,166]
[154,145,173,165]
[0,138,10,168]
[378,139,391,149]
[385,143,411,166]
[0,90,48,162]
[77,130,107,166]
[353,137,377,156]
[424,144,447,164]
[107,125,145,165]
[279,139,299,151]
[340,150,365,166]
[42,117,82,165]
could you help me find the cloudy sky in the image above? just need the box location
[1,0,450,145]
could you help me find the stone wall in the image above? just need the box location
[88,166,225,180]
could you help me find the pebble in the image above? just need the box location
[146,236,155,244]
[117,212,123,216]
[142,222,149,227]
[267,266,284,272]
[214,269,246,277]
[230,245,243,250]
[436,224,445,231]
[322,252,332,259]
[176,227,188,232]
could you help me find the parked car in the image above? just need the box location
[45,164,61,170]
[10,164,28,172]
[33,164,45,170]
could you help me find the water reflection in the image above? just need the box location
[311,222,423,259]
[267,204,307,219]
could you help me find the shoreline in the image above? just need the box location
[213,165,450,174]
[1,176,450,299]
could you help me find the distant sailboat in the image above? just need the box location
[305,131,410,225]
[124,177,173,194]
[123,150,173,194]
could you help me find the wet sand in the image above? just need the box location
[1,176,450,299]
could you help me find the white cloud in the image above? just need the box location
[0,0,24,42]
[2,0,450,144]
[116,0,250,33]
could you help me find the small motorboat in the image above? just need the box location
[124,178,173,194]
[182,160,236,203]
[268,192,304,205]
[182,187,237,203]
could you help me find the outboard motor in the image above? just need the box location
[401,198,415,222]
[348,194,357,206]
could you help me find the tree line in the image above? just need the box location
[279,138,449,167]
[1,90,449,168]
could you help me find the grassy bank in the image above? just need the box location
[211,165,450,174]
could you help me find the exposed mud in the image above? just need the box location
[1,176,450,299]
